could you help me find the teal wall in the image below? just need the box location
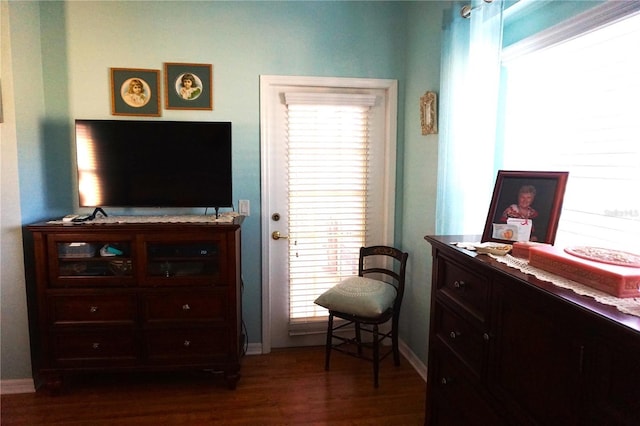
[3,0,446,382]
[2,0,606,385]
[399,1,447,362]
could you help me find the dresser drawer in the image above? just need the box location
[145,328,229,364]
[437,256,490,324]
[52,329,136,366]
[49,294,136,324]
[141,290,226,323]
[429,347,503,425]
[434,303,486,378]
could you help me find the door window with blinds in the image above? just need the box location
[500,7,640,253]
[285,93,377,329]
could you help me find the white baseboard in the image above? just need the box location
[245,342,263,355]
[399,339,428,382]
[1,379,35,394]
[244,340,427,382]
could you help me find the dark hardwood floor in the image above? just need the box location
[1,346,426,425]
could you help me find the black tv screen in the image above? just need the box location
[75,120,232,208]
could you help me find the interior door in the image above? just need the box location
[260,75,397,351]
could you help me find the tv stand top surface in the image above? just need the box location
[44,213,241,226]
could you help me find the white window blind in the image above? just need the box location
[501,8,640,253]
[284,93,376,330]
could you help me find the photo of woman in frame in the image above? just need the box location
[482,171,569,245]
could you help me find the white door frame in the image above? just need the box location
[259,75,398,354]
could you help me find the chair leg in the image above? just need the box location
[325,313,333,371]
[392,318,400,366]
[355,321,363,357]
[373,324,379,388]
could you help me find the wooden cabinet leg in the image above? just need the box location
[224,370,240,390]
[42,373,64,395]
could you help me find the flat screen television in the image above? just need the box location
[75,119,232,209]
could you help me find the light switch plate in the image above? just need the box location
[239,200,250,216]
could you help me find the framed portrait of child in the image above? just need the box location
[110,68,161,117]
[164,63,213,111]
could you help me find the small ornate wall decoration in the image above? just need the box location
[420,91,437,135]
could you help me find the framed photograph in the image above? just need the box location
[482,170,569,245]
[110,68,160,116]
[420,91,437,135]
[164,63,213,110]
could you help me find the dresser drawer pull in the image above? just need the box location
[449,331,461,339]
[453,280,466,289]
[182,304,191,311]
[483,333,490,341]
[92,342,100,350]
[441,377,455,385]
[89,306,99,313]
[183,340,191,347]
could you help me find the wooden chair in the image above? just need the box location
[314,245,409,387]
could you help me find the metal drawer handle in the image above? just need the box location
[441,377,454,385]
[183,340,191,347]
[89,306,99,313]
[449,331,461,339]
[92,342,100,350]
[182,304,191,311]
[453,280,466,289]
[483,333,490,341]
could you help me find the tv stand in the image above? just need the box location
[26,219,243,393]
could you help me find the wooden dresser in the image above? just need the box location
[26,220,243,393]
[424,235,640,426]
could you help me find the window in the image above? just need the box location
[500,6,640,253]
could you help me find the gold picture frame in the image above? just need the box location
[420,91,437,135]
[110,68,161,117]
[164,63,213,110]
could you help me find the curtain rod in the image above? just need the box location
[461,0,494,19]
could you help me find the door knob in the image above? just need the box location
[272,231,289,240]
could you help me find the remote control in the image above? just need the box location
[62,214,79,222]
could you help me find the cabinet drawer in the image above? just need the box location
[437,256,489,324]
[429,347,503,425]
[52,330,136,366]
[49,294,136,324]
[434,303,486,378]
[145,328,228,363]
[141,290,226,323]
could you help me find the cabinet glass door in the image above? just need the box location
[143,234,227,286]
[50,235,134,287]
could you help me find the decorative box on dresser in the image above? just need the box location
[424,235,640,426]
[26,219,243,393]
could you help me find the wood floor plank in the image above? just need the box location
[1,346,426,425]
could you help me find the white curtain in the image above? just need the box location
[436,0,505,236]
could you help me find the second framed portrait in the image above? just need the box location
[164,63,213,110]
[482,170,569,245]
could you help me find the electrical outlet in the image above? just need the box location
[239,200,250,216]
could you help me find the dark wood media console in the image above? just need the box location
[424,235,640,426]
[26,219,243,393]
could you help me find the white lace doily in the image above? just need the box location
[490,254,640,318]
[48,214,238,225]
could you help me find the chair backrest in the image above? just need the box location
[358,246,409,314]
